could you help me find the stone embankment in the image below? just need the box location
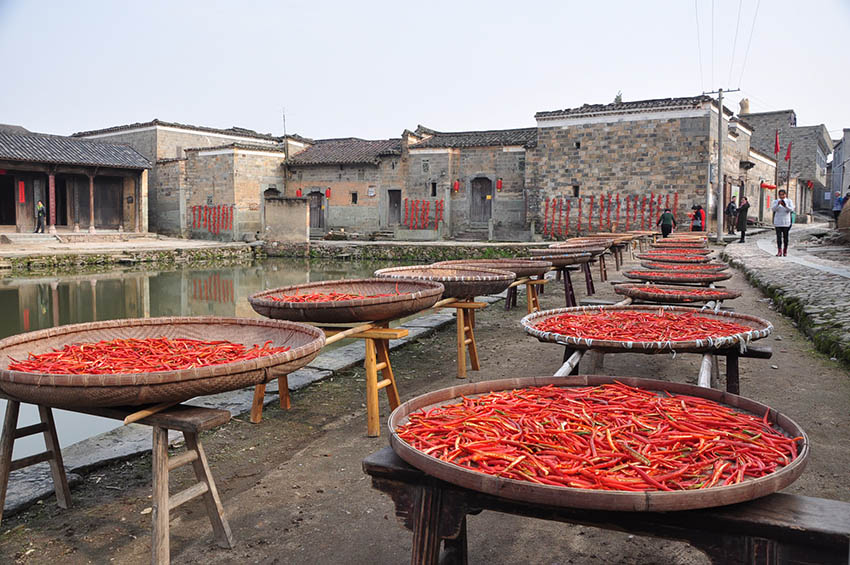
[723,227,850,365]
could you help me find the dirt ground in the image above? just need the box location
[1,249,848,564]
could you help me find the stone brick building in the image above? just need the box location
[739,107,833,214]
[0,128,150,234]
[828,129,850,205]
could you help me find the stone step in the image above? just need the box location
[0,233,62,244]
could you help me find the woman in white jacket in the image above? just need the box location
[770,189,795,256]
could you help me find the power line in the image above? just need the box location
[737,0,761,88]
[727,0,743,86]
[694,0,705,92]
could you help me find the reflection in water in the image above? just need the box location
[0,259,388,458]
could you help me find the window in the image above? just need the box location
[517,157,525,172]
[816,147,827,177]
[351,192,358,204]
[572,185,580,197]
[422,159,430,173]
[430,182,437,197]
[176,146,184,158]
[357,169,365,180]
[574,141,581,149]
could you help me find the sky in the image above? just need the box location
[1,0,849,146]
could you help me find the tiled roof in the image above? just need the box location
[410,126,537,148]
[535,95,715,120]
[287,138,401,166]
[0,132,151,169]
[0,124,31,135]
[72,118,313,144]
[185,142,288,154]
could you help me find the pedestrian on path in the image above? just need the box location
[725,200,738,235]
[656,208,677,238]
[34,200,45,233]
[770,189,795,256]
[832,192,843,224]
[736,197,750,243]
[690,205,705,231]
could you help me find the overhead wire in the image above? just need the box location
[694,0,705,92]
[737,0,761,88]
[728,0,743,86]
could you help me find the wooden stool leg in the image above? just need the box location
[526,283,540,313]
[536,274,544,295]
[726,352,740,395]
[0,400,20,525]
[582,262,595,295]
[466,310,480,371]
[563,268,576,307]
[279,374,291,410]
[250,383,266,424]
[411,485,443,565]
[504,287,513,311]
[442,517,469,565]
[375,340,401,410]
[365,338,381,436]
[37,406,71,509]
[151,426,170,565]
[183,432,234,549]
[456,308,467,379]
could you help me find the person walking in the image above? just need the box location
[690,205,705,232]
[34,200,45,233]
[832,192,844,225]
[770,189,795,256]
[725,199,738,235]
[656,208,677,238]
[736,197,750,243]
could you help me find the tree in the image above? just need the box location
[614,91,623,104]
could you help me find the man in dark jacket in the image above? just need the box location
[736,197,750,243]
[725,200,737,235]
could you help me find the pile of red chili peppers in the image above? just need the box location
[643,255,707,262]
[636,287,733,299]
[644,262,726,271]
[533,310,751,342]
[269,291,396,303]
[628,271,723,280]
[7,337,291,375]
[397,383,800,491]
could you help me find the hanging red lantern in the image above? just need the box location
[496,178,503,191]
[806,180,813,189]
[453,179,460,192]
[325,187,331,198]
[295,188,302,197]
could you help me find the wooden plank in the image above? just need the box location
[250,383,266,424]
[365,338,381,436]
[167,450,199,471]
[14,422,48,438]
[78,404,231,433]
[467,311,480,371]
[124,402,177,425]
[151,426,170,564]
[323,322,378,345]
[456,308,467,379]
[184,432,234,549]
[343,328,408,340]
[375,340,401,411]
[168,482,209,511]
[10,451,52,471]
[0,400,19,524]
[448,302,487,309]
[36,406,71,509]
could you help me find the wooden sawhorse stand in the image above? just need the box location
[0,400,234,564]
[249,322,407,437]
[364,446,850,565]
[438,301,487,379]
[504,277,548,313]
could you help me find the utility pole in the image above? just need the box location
[704,88,740,242]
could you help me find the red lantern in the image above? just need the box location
[806,180,813,189]
[453,179,460,192]
[496,178,503,191]
[295,188,302,197]
[325,187,331,198]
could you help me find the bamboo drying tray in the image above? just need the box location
[652,242,708,248]
[636,253,712,263]
[389,375,806,511]
[248,278,445,323]
[433,259,553,279]
[541,243,608,255]
[644,248,713,256]
[374,265,514,299]
[623,270,732,284]
[521,305,771,353]
[0,317,325,408]
[613,284,742,304]
[521,252,592,268]
[640,261,728,272]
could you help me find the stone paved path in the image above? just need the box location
[724,224,850,363]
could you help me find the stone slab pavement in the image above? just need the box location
[723,223,850,364]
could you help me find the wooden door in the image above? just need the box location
[0,176,15,226]
[95,177,122,229]
[309,192,324,228]
[470,177,492,222]
[388,190,401,225]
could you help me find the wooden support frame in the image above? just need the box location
[437,302,487,379]
[505,277,547,314]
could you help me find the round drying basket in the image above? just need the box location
[389,375,806,512]
[374,265,514,299]
[520,304,771,353]
[636,253,712,263]
[521,252,592,268]
[652,242,708,249]
[613,283,742,304]
[0,317,326,409]
[248,278,445,323]
[643,248,713,256]
[433,259,552,279]
[640,261,728,272]
[543,243,608,255]
[623,270,731,284]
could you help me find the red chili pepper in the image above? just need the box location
[269,291,399,303]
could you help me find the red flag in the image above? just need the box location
[774,130,780,155]
[785,141,792,162]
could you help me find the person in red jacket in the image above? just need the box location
[690,205,706,231]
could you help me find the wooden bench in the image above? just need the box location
[0,399,234,564]
[363,446,850,565]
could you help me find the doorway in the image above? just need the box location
[388,190,401,225]
[470,177,492,222]
[309,191,325,229]
[54,178,68,226]
[0,176,15,226]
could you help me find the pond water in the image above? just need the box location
[0,258,394,458]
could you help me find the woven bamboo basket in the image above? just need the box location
[645,248,713,256]
[640,261,728,272]
[521,304,772,353]
[433,259,553,279]
[613,283,742,303]
[652,242,708,249]
[374,266,514,299]
[520,252,592,268]
[388,375,806,511]
[542,243,608,255]
[0,317,326,408]
[636,253,712,263]
[623,270,732,284]
[248,278,444,323]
